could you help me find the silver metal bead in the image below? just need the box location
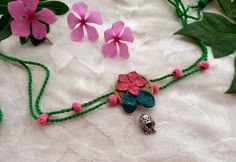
[139,114,156,134]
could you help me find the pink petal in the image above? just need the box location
[134,77,146,87]
[8,1,27,19]
[118,74,130,83]
[36,8,57,24]
[120,27,134,42]
[22,0,39,12]
[112,20,125,36]
[86,11,103,25]
[102,41,117,58]
[32,20,47,40]
[118,42,130,59]
[104,28,115,43]
[85,24,99,41]
[72,2,88,19]
[67,13,80,29]
[128,86,139,96]
[128,71,139,81]
[71,24,84,41]
[10,19,30,37]
[118,83,129,91]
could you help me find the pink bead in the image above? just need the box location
[72,102,82,112]
[152,83,159,94]
[199,61,209,70]
[38,114,49,126]
[108,94,118,106]
[173,68,183,78]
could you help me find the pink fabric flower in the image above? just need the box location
[8,0,57,40]
[118,71,146,96]
[67,1,103,42]
[102,20,134,59]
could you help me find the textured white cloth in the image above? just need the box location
[0,0,236,161]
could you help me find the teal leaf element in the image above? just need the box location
[217,0,236,19]
[122,92,137,113]
[0,15,12,41]
[226,56,236,93]
[175,12,236,58]
[136,90,155,108]
[38,1,69,15]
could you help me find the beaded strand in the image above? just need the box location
[0,0,210,124]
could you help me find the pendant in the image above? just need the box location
[139,114,156,134]
[111,71,158,134]
[114,71,155,113]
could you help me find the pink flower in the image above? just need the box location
[67,1,103,42]
[8,0,57,40]
[102,20,134,59]
[118,71,146,96]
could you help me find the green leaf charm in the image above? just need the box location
[175,13,236,58]
[217,0,236,19]
[226,56,236,93]
[122,92,137,113]
[0,15,12,41]
[38,1,69,15]
[136,90,155,108]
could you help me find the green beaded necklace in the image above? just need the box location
[0,0,211,134]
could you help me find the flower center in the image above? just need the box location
[80,19,86,25]
[28,13,37,21]
[114,36,120,42]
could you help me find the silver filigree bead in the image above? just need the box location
[139,114,156,134]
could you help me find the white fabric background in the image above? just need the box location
[0,0,236,161]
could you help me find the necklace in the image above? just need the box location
[0,0,211,134]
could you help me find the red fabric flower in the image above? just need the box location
[118,71,146,96]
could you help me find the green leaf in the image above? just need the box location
[0,15,12,41]
[0,0,9,15]
[29,35,46,46]
[217,0,236,19]
[136,90,155,108]
[122,92,137,113]
[175,12,236,58]
[20,37,29,45]
[226,57,236,93]
[38,1,69,15]
[28,23,49,46]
